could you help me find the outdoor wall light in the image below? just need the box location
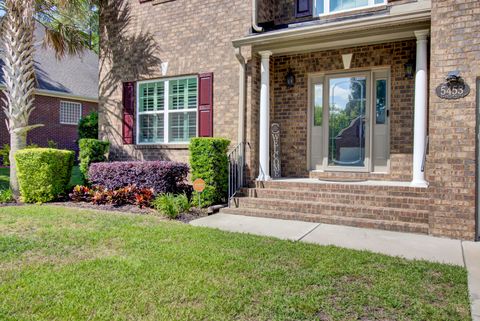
[285,68,296,88]
[404,60,415,79]
[446,70,461,83]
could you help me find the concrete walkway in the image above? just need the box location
[191,213,480,320]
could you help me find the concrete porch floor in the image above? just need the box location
[191,214,480,320]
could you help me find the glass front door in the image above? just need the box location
[327,76,368,168]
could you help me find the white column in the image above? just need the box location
[258,51,272,181]
[411,30,429,187]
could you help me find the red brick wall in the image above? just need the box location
[0,94,98,153]
[427,0,480,240]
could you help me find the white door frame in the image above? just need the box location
[308,68,391,173]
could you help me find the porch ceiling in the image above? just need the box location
[233,0,431,55]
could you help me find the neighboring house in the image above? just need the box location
[0,23,99,153]
[99,0,480,241]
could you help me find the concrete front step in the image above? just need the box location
[220,207,429,234]
[241,188,429,210]
[232,197,429,224]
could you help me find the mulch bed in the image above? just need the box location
[48,201,209,224]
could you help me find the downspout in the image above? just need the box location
[252,0,263,32]
[235,47,246,145]
[235,47,247,188]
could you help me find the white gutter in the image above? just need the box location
[252,0,263,32]
[0,85,99,103]
[234,3,431,48]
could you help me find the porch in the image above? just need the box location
[234,2,431,187]
[226,3,434,235]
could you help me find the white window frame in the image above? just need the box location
[136,76,198,145]
[314,0,386,17]
[59,100,82,125]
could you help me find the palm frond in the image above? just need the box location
[35,0,98,58]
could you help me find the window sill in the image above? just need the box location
[134,144,189,150]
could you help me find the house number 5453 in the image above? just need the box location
[436,82,470,100]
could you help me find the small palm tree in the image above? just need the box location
[0,0,97,198]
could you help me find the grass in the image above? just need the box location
[0,166,83,191]
[0,206,471,321]
[0,167,9,190]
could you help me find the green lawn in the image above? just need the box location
[0,167,8,190]
[0,166,82,190]
[0,206,471,321]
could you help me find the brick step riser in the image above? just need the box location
[233,198,429,224]
[242,190,429,210]
[254,182,428,196]
[221,208,429,235]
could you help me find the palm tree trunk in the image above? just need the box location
[1,0,40,199]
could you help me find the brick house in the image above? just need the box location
[0,24,99,154]
[99,0,480,241]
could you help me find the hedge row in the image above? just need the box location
[189,137,230,207]
[88,161,190,195]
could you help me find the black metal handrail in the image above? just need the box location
[227,142,246,207]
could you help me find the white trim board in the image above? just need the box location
[0,85,98,103]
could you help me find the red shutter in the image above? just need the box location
[198,73,214,137]
[296,0,312,17]
[122,82,135,145]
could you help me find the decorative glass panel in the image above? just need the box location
[330,0,368,12]
[328,76,367,167]
[169,112,197,143]
[313,84,323,126]
[376,79,387,124]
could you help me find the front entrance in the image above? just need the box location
[310,69,390,173]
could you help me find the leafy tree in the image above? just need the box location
[0,0,98,199]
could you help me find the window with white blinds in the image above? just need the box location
[137,76,198,144]
[60,101,82,125]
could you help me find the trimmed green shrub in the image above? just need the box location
[78,139,109,180]
[189,137,230,207]
[78,112,99,140]
[15,148,74,203]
